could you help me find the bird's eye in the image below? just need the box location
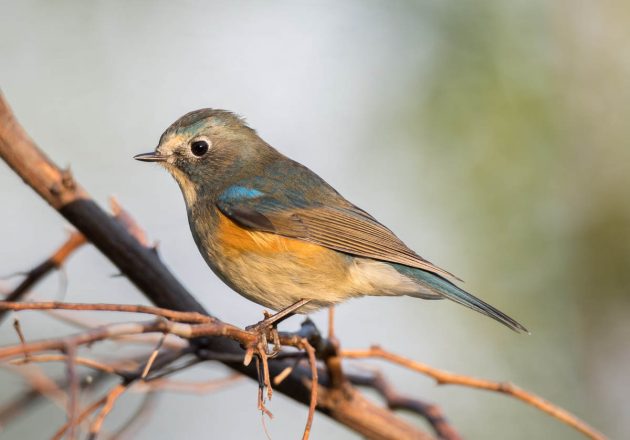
[190,140,209,157]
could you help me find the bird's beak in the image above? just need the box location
[133,152,168,162]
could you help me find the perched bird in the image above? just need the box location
[135,109,527,332]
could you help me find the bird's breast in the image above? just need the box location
[192,209,360,311]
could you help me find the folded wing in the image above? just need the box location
[216,185,460,281]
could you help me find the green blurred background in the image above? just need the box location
[1,1,628,439]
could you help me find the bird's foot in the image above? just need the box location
[245,299,312,357]
[246,310,282,357]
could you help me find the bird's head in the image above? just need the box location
[135,109,275,205]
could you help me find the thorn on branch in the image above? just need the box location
[60,167,76,191]
[12,318,29,362]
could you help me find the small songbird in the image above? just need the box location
[135,109,527,332]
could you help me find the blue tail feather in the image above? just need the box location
[392,263,528,333]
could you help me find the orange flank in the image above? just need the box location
[215,211,331,260]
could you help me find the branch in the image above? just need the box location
[342,346,606,440]
[0,231,85,324]
[0,301,212,323]
[347,371,462,440]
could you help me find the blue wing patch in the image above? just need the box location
[218,186,264,203]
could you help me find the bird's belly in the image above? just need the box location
[202,212,361,312]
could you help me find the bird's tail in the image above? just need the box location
[397,265,529,333]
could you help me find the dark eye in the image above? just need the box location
[190,140,209,157]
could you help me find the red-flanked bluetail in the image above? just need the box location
[135,109,528,333]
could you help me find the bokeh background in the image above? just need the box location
[1,1,629,439]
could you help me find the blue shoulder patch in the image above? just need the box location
[219,186,264,202]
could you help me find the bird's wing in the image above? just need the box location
[216,184,461,281]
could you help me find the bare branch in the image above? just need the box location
[342,346,606,440]
[347,371,461,440]
[0,301,212,323]
[88,383,128,439]
[139,374,242,394]
[0,232,85,324]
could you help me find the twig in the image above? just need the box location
[301,339,318,440]
[108,391,158,440]
[52,394,108,440]
[12,318,29,361]
[138,374,242,394]
[9,354,129,375]
[0,363,67,413]
[108,197,151,248]
[0,301,212,323]
[88,383,129,439]
[273,356,302,386]
[0,232,86,324]
[40,308,187,350]
[347,371,461,440]
[64,343,78,440]
[279,334,318,440]
[0,196,153,326]
[141,333,166,379]
[0,319,255,361]
[0,368,109,430]
[342,346,606,440]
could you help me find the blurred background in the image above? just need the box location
[1,1,629,439]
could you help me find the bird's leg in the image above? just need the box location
[328,306,336,340]
[246,299,311,356]
[247,299,311,330]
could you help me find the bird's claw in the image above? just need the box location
[246,311,281,357]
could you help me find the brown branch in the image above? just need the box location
[32,308,188,351]
[0,301,212,323]
[9,354,128,375]
[140,333,166,379]
[64,343,79,440]
[0,199,148,325]
[0,363,67,413]
[278,334,319,440]
[0,368,109,430]
[109,390,158,439]
[0,319,249,361]
[52,394,108,440]
[108,197,152,248]
[347,371,461,440]
[1,307,318,437]
[0,91,434,440]
[342,346,606,440]
[88,383,128,439]
[139,374,242,394]
[0,231,85,324]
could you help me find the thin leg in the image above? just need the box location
[246,299,311,331]
[328,306,336,339]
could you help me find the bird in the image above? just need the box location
[134,109,528,333]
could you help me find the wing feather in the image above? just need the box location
[216,190,460,281]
